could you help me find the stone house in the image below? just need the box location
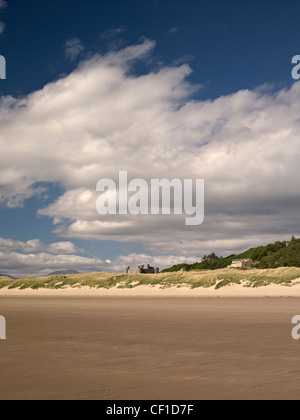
[125,264,160,274]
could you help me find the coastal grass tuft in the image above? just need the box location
[1,267,300,291]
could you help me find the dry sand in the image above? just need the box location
[1,296,300,400]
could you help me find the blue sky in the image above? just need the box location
[1,0,299,97]
[1,0,299,98]
[0,0,300,276]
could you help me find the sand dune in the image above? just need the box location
[1,281,300,297]
[1,267,300,297]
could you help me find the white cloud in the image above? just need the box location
[109,254,198,273]
[64,37,85,61]
[0,237,83,255]
[0,0,7,10]
[47,242,83,255]
[0,21,5,34]
[0,40,300,261]
[100,26,126,41]
[0,251,104,278]
[0,237,104,277]
[0,245,195,277]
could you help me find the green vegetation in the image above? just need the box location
[1,267,300,290]
[1,238,300,291]
[162,236,300,272]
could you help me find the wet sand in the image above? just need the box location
[0,296,300,400]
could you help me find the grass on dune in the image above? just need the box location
[1,267,300,290]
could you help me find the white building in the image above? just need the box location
[229,259,254,269]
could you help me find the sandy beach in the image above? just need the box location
[1,295,300,400]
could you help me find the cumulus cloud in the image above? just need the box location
[0,251,104,278]
[0,237,104,277]
[0,236,193,277]
[0,246,195,278]
[64,37,85,61]
[0,39,299,263]
[109,253,199,273]
[0,237,83,254]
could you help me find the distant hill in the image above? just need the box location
[47,270,80,276]
[163,237,300,272]
[0,274,15,279]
